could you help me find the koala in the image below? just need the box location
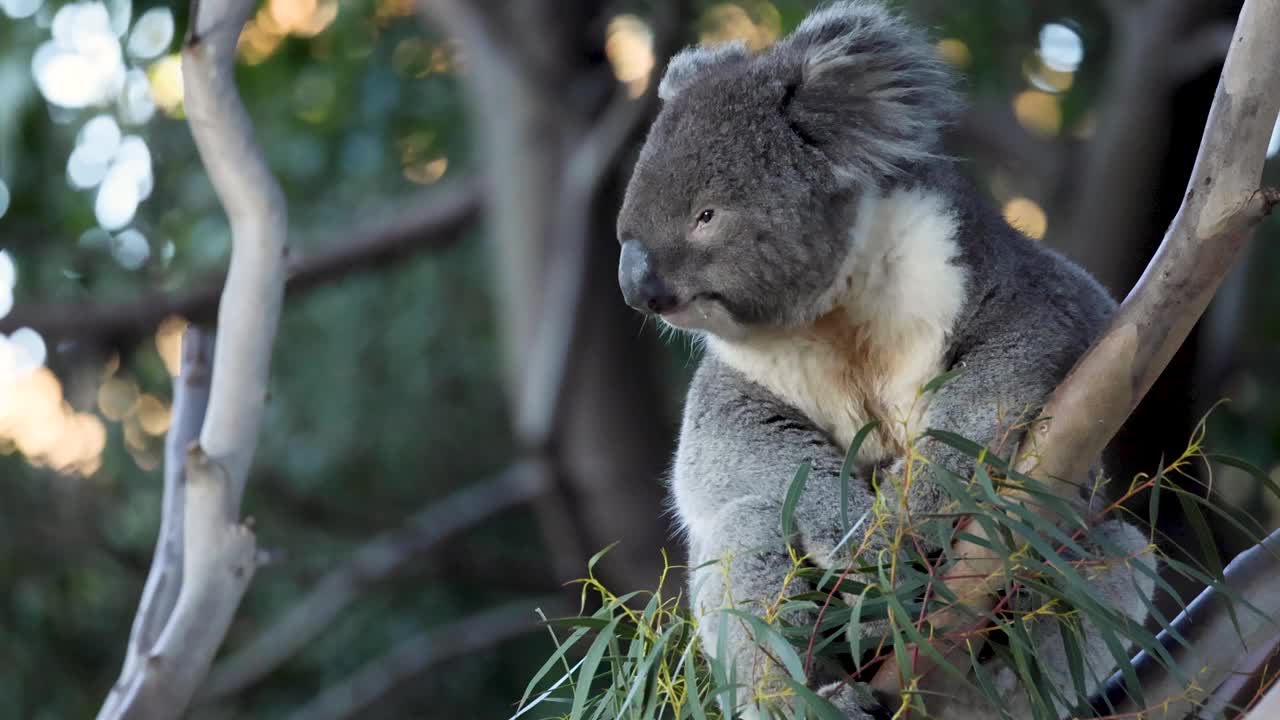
[615,2,1156,719]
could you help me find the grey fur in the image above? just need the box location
[618,2,1156,719]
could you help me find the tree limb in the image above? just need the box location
[1093,528,1280,718]
[98,327,213,719]
[283,599,569,720]
[199,462,550,701]
[871,0,1280,701]
[95,0,289,714]
[1245,675,1280,720]
[0,179,480,347]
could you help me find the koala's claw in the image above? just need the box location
[816,680,889,720]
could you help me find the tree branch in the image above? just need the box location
[871,0,1280,702]
[199,462,549,701]
[1167,21,1237,86]
[95,0,288,714]
[0,180,479,347]
[98,327,213,719]
[283,599,568,720]
[1094,528,1280,717]
[1245,675,1280,720]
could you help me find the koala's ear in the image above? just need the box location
[771,1,961,184]
[658,41,750,101]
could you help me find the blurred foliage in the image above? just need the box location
[0,0,1277,718]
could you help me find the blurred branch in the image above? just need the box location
[516,0,691,449]
[947,103,1067,200]
[200,462,550,701]
[415,0,690,591]
[872,0,1280,701]
[1245,676,1280,720]
[0,180,481,347]
[1094,527,1280,718]
[1168,21,1238,85]
[1195,627,1280,719]
[1053,0,1223,291]
[283,599,568,720]
[95,0,288,714]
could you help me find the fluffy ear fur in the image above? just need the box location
[658,41,750,101]
[769,1,961,184]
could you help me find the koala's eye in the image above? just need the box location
[696,209,715,226]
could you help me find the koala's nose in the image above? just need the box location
[618,240,680,315]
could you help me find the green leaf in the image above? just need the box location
[840,420,880,536]
[572,617,620,719]
[781,460,813,546]
[922,366,966,394]
[723,610,807,683]
[588,542,620,573]
[1206,453,1280,509]
[684,640,709,720]
[616,624,677,717]
[922,428,1008,471]
[1058,621,1091,711]
[518,625,592,707]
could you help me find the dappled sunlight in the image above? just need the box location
[1038,22,1083,73]
[0,367,106,478]
[1002,196,1048,240]
[935,37,971,68]
[0,0,42,19]
[1013,89,1061,136]
[404,156,448,185]
[147,53,184,117]
[700,2,780,50]
[155,315,188,377]
[1007,22,1080,137]
[606,15,655,99]
[240,0,339,64]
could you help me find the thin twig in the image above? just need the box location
[200,462,550,701]
[284,599,569,720]
[0,180,481,346]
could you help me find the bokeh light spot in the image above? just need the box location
[1013,90,1061,137]
[126,7,174,60]
[136,394,170,435]
[935,38,971,68]
[700,2,781,50]
[606,15,655,99]
[110,228,150,269]
[155,315,188,376]
[1,0,43,19]
[148,53,184,117]
[1038,22,1083,73]
[96,376,139,421]
[404,157,448,185]
[1003,197,1048,240]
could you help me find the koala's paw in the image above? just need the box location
[817,681,890,720]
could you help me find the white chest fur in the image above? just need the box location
[707,189,967,463]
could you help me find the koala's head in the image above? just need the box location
[616,1,959,339]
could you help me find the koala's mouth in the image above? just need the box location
[658,292,722,320]
[657,293,749,339]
